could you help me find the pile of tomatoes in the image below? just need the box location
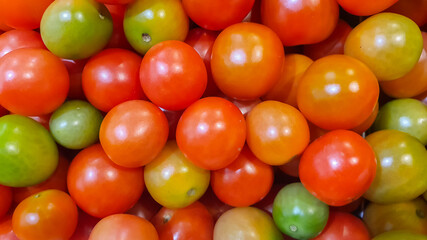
[0,0,426,239]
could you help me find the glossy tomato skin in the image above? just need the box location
[246,101,310,166]
[0,186,12,219]
[337,0,398,16]
[176,97,246,170]
[312,211,370,240]
[41,0,113,60]
[0,30,45,58]
[299,130,377,206]
[89,214,159,240]
[0,48,69,116]
[140,40,207,111]
[83,48,144,112]
[105,5,132,49]
[364,130,427,204]
[144,141,210,209]
[344,13,423,81]
[12,190,78,240]
[99,100,169,168]
[0,0,54,29]
[214,207,283,240]
[152,201,214,240]
[385,0,427,26]
[297,54,379,130]
[211,146,274,207]
[211,22,284,100]
[0,215,19,240]
[261,0,339,46]
[67,144,144,218]
[182,0,255,31]
[124,0,189,55]
[0,115,58,187]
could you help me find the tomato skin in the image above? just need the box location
[99,100,169,168]
[89,214,158,240]
[67,144,144,218]
[0,215,19,240]
[152,201,214,240]
[12,190,78,240]
[313,211,370,240]
[0,0,54,29]
[0,48,69,116]
[140,40,207,111]
[337,0,398,16]
[211,22,284,100]
[297,54,379,130]
[176,97,246,170]
[385,0,427,26]
[0,186,12,219]
[211,146,273,207]
[83,48,145,112]
[182,0,255,31]
[261,0,339,46]
[0,30,45,58]
[299,130,377,206]
[105,5,132,50]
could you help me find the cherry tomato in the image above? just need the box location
[0,186,12,219]
[313,211,370,240]
[105,5,132,49]
[0,48,69,116]
[373,231,427,240]
[144,141,210,209]
[12,190,78,240]
[211,146,273,207]
[297,54,379,130]
[152,201,214,240]
[261,0,339,46]
[89,214,158,240]
[70,210,99,240]
[337,0,398,16]
[176,97,246,170]
[124,0,189,55]
[385,0,427,26]
[67,144,144,218]
[83,48,145,112]
[182,0,255,31]
[140,40,207,111]
[0,0,54,29]
[211,22,284,100]
[0,30,45,59]
[0,215,19,240]
[246,101,310,166]
[127,191,162,221]
[299,130,377,206]
[344,13,423,81]
[62,58,87,100]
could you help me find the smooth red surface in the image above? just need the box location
[0,30,45,58]
[0,0,54,29]
[337,0,398,16]
[385,0,427,26]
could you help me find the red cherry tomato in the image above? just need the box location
[0,0,54,29]
[0,48,69,116]
[127,191,162,221]
[299,130,377,206]
[70,210,100,240]
[83,48,145,112]
[152,201,214,240]
[176,97,246,170]
[261,0,339,46]
[62,58,87,100]
[105,4,132,49]
[140,40,207,111]
[67,144,144,218]
[0,186,12,219]
[182,0,255,31]
[337,0,398,16]
[385,0,427,26]
[0,215,19,240]
[0,29,45,58]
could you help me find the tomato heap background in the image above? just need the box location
[0,0,426,240]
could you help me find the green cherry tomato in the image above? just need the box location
[124,0,189,55]
[0,115,58,187]
[41,0,113,60]
[373,231,427,240]
[364,130,427,204]
[272,183,329,239]
[345,13,423,81]
[49,100,103,150]
[373,98,427,145]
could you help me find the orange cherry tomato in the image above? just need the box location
[0,186,12,219]
[211,22,284,100]
[297,54,379,130]
[0,0,54,29]
[0,29,45,58]
[261,0,339,46]
[246,100,310,166]
[385,0,427,26]
[12,190,78,240]
[337,0,398,16]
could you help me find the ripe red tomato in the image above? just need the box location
[62,58,87,100]
[211,22,284,100]
[105,4,132,49]
[0,0,54,29]
[12,190,78,240]
[182,0,255,31]
[140,40,207,111]
[83,48,145,112]
[99,100,169,168]
[152,201,214,240]
[0,29,45,58]
[0,48,69,116]
[261,0,339,46]
[70,210,100,240]
[89,214,159,240]
[67,144,144,218]
[176,97,246,170]
[0,185,12,219]
[299,130,377,206]
[0,215,19,240]
[211,146,273,207]
[313,211,370,240]
[337,0,398,16]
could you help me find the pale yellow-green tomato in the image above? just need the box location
[144,141,210,209]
